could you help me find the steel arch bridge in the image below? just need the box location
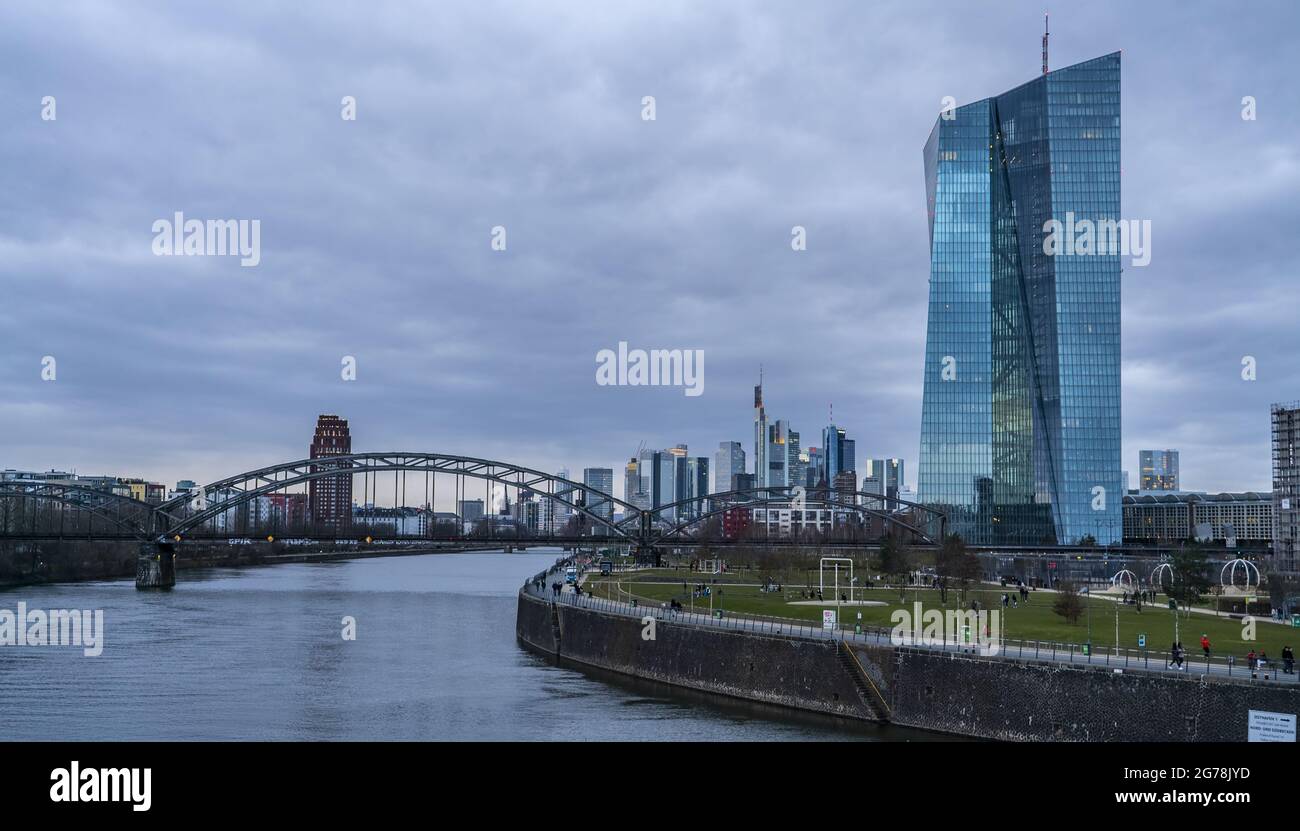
[614,484,945,545]
[0,482,172,540]
[1,453,947,556]
[155,452,644,543]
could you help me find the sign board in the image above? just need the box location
[1138,633,1146,648]
[1247,710,1297,743]
[1082,643,1091,656]
[1292,614,1300,628]
[822,610,837,630]
[962,624,971,645]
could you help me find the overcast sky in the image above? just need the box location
[2,0,1297,502]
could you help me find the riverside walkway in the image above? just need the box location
[522,560,1299,687]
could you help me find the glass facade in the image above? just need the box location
[919,53,1122,545]
[1138,449,1180,492]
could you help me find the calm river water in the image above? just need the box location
[0,549,941,741]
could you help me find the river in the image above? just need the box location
[0,548,940,741]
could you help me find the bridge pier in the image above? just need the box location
[634,544,660,568]
[135,541,176,590]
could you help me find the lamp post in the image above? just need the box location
[1114,599,1120,657]
[1086,586,1093,653]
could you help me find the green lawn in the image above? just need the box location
[582,572,1298,659]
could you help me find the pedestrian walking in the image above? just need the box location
[1200,634,1211,659]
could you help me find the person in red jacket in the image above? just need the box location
[1200,634,1211,658]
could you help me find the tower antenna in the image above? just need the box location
[1042,12,1049,75]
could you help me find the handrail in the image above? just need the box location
[840,638,892,718]
[540,578,1300,686]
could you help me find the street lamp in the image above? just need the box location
[1085,586,1093,654]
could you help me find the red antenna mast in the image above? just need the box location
[1042,13,1050,75]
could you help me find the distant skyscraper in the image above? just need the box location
[822,425,853,485]
[714,442,746,493]
[805,447,824,487]
[918,51,1123,545]
[539,468,576,532]
[309,414,352,527]
[583,468,614,521]
[624,457,646,508]
[631,446,691,520]
[767,419,791,487]
[786,429,804,492]
[753,374,768,487]
[1272,403,1300,575]
[1139,450,1180,492]
[862,458,904,504]
[681,456,710,519]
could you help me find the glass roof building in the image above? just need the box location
[918,52,1123,545]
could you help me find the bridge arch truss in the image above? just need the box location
[158,453,644,543]
[625,485,946,545]
[0,482,165,540]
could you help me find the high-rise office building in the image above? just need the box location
[918,51,1123,545]
[583,468,615,522]
[787,429,804,492]
[805,447,824,488]
[767,419,791,487]
[309,414,352,527]
[753,375,768,488]
[1271,403,1300,575]
[681,456,710,520]
[539,468,576,532]
[1138,450,1180,492]
[862,458,905,504]
[714,442,746,493]
[624,457,646,508]
[631,446,692,520]
[822,425,854,486]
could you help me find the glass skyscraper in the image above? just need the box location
[1138,449,1179,492]
[918,52,1122,546]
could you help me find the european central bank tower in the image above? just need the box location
[918,52,1122,545]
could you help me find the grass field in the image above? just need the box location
[582,570,1299,659]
